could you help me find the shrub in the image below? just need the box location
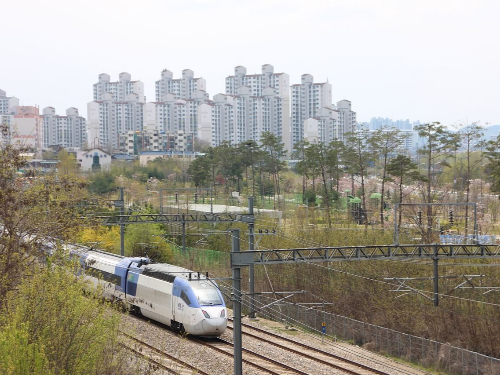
[1,254,129,374]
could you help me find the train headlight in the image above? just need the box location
[202,310,211,319]
[220,309,225,318]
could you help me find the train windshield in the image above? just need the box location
[192,282,223,305]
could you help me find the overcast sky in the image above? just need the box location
[2,0,499,126]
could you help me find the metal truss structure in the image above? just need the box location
[230,243,500,266]
[95,213,249,225]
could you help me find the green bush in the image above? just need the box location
[1,255,129,374]
[0,323,50,375]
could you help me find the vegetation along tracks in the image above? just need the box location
[120,331,208,375]
[227,319,393,375]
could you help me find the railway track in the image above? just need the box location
[227,319,395,375]
[120,331,208,375]
[190,335,309,374]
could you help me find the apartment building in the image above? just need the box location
[155,69,207,101]
[93,72,145,103]
[10,106,43,150]
[119,129,194,155]
[291,74,332,149]
[87,93,144,150]
[0,89,19,115]
[336,100,357,138]
[42,107,87,149]
[303,107,340,144]
[0,89,14,143]
[197,86,286,148]
[225,64,290,152]
[144,91,208,136]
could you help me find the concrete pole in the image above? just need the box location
[119,187,125,256]
[393,204,399,244]
[231,229,242,375]
[182,213,186,252]
[248,197,256,319]
[433,244,439,307]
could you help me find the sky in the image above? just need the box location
[2,0,499,126]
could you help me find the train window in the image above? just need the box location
[86,266,121,285]
[180,290,191,305]
[192,285,223,305]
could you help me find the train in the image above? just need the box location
[69,245,227,337]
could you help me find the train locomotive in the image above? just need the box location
[75,247,227,337]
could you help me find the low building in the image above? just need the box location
[77,148,111,171]
[119,129,194,155]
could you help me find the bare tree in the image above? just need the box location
[0,123,89,306]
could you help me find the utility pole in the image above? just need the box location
[182,213,186,252]
[248,197,256,319]
[433,243,439,306]
[119,187,125,256]
[231,229,242,375]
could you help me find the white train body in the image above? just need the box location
[79,248,227,336]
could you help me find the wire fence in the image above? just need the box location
[251,297,500,375]
[171,246,500,374]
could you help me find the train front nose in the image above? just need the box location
[201,308,227,335]
[202,317,227,335]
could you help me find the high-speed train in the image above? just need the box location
[74,247,227,337]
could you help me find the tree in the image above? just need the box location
[486,134,500,193]
[292,140,310,204]
[88,171,116,194]
[1,253,129,374]
[193,137,211,153]
[342,129,376,226]
[0,123,89,305]
[303,142,342,228]
[387,155,426,228]
[77,226,120,253]
[260,132,287,209]
[187,155,211,187]
[457,122,484,238]
[57,149,78,175]
[415,122,458,242]
[240,140,259,197]
[369,127,403,227]
[125,224,173,263]
[328,140,345,193]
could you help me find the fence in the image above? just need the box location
[251,296,500,375]
[171,246,500,373]
[440,234,497,245]
[171,246,230,270]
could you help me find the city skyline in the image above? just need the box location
[2,0,499,127]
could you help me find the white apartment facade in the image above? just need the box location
[336,100,357,138]
[42,107,87,149]
[291,74,332,149]
[197,87,285,148]
[87,93,144,150]
[303,107,340,144]
[0,89,19,144]
[93,72,145,103]
[0,89,19,115]
[225,64,290,152]
[155,69,207,101]
[144,91,208,136]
